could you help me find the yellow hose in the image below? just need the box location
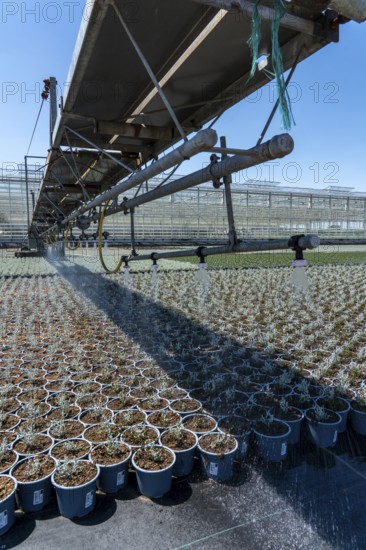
[98,200,123,274]
[64,223,80,250]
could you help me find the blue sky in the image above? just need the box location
[0,3,365,192]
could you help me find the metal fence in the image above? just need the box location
[0,164,43,244]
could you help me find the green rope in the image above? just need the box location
[271,0,295,130]
[247,0,295,131]
[248,0,262,79]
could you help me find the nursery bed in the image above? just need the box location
[1,257,366,549]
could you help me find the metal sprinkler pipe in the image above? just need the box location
[123,234,319,264]
[101,133,294,219]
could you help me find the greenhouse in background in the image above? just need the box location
[1,164,366,246]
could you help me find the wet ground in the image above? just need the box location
[3,428,366,550]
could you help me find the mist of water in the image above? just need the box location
[292,266,310,293]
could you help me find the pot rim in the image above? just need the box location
[49,437,92,460]
[315,396,351,413]
[0,449,19,475]
[305,408,342,425]
[197,432,238,456]
[10,454,56,485]
[51,459,100,490]
[159,428,198,453]
[253,420,291,439]
[88,442,132,468]
[131,444,176,473]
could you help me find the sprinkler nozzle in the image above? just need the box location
[195,246,206,264]
[292,259,308,268]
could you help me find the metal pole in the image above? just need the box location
[123,234,320,263]
[24,156,30,248]
[49,77,58,146]
[30,190,35,212]
[220,136,237,245]
[130,208,137,255]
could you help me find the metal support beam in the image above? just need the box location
[65,126,133,174]
[43,194,66,218]
[190,0,326,37]
[58,147,91,202]
[95,120,177,142]
[24,156,31,247]
[111,0,187,141]
[49,77,58,146]
[220,136,237,246]
[130,208,136,255]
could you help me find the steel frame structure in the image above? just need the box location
[26,0,365,264]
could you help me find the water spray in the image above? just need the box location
[122,256,130,286]
[150,254,159,298]
[288,234,316,292]
[196,247,209,292]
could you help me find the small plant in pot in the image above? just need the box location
[182,414,217,435]
[132,445,176,498]
[138,396,169,413]
[252,412,291,462]
[147,410,181,431]
[305,403,341,448]
[10,454,56,512]
[169,398,202,416]
[89,438,131,493]
[50,438,92,462]
[160,427,198,477]
[350,386,366,435]
[78,406,113,426]
[13,428,54,458]
[113,409,147,429]
[108,396,137,411]
[316,387,350,433]
[130,386,159,399]
[0,440,18,475]
[83,422,120,445]
[122,425,159,450]
[0,475,17,535]
[287,390,314,412]
[198,432,238,482]
[217,415,251,458]
[159,387,188,401]
[48,419,85,441]
[51,459,100,519]
[273,399,304,445]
